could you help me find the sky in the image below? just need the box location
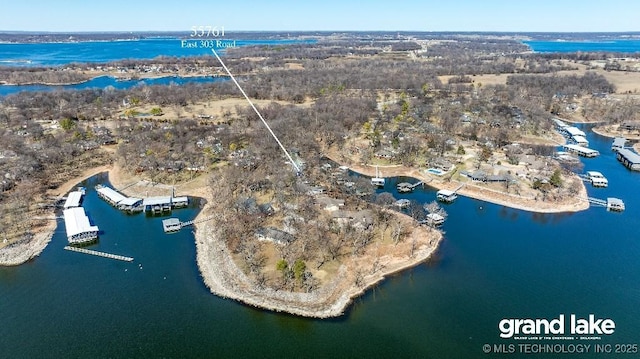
[1,0,639,33]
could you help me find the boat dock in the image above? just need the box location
[162,215,215,233]
[64,246,134,262]
[396,181,423,193]
[587,197,625,211]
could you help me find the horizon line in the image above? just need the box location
[1,30,640,35]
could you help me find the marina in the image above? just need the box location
[96,184,189,213]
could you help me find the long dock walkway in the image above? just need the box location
[64,246,134,262]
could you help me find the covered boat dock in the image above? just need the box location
[63,207,99,245]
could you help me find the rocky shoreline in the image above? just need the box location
[194,206,442,318]
[0,219,56,266]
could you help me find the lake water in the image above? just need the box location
[0,75,225,97]
[1,126,639,358]
[0,38,312,67]
[1,38,640,357]
[524,39,640,53]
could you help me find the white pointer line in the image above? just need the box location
[211,48,301,174]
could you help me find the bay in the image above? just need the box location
[0,38,312,67]
[524,39,640,53]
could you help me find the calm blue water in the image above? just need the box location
[0,75,224,97]
[0,38,311,67]
[524,39,640,53]
[1,125,639,357]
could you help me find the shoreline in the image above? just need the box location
[0,164,113,266]
[334,159,589,213]
[0,73,222,87]
[592,126,640,141]
[194,197,442,318]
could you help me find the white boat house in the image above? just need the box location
[63,190,84,209]
[616,148,640,171]
[563,144,599,158]
[63,207,99,245]
[436,189,458,203]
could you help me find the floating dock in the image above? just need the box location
[162,216,214,233]
[63,207,99,245]
[396,181,422,193]
[587,197,625,211]
[64,246,134,262]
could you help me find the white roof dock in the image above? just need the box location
[162,218,182,232]
[63,207,99,243]
[564,126,586,138]
[143,197,173,207]
[63,191,84,209]
[119,197,142,207]
[552,118,568,128]
[612,137,627,151]
[616,148,640,170]
[437,189,455,197]
[173,196,188,204]
[96,186,126,204]
[563,144,600,157]
[571,135,589,146]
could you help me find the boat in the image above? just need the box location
[394,199,411,208]
[436,189,458,203]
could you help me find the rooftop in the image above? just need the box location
[617,148,640,164]
[63,207,99,239]
[63,191,83,209]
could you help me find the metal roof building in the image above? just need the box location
[96,186,126,205]
[564,126,586,138]
[63,191,84,209]
[616,148,640,171]
[63,207,99,244]
[612,137,627,152]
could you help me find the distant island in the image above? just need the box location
[2,31,639,316]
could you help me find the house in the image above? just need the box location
[315,197,345,212]
[331,210,374,231]
[255,227,295,245]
